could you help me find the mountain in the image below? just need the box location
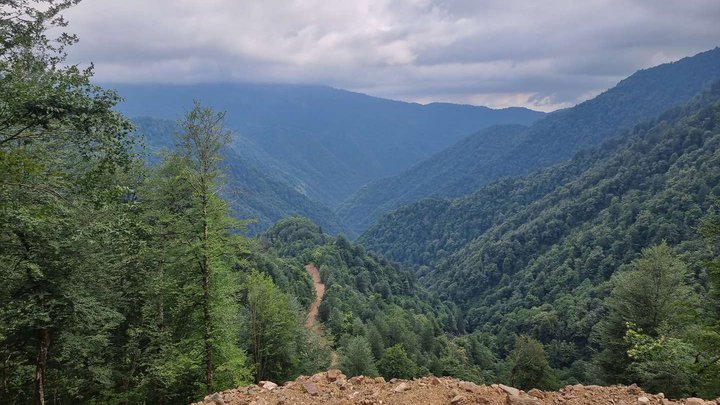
[134,117,349,235]
[339,47,720,235]
[113,83,544,209]
[358,82,720,378]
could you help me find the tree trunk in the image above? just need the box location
[34,328,49,405]
[202,198,213,393]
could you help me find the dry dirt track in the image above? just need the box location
[304,263,325,332]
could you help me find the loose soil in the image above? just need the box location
[193,370,719,405]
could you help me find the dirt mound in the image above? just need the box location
[193,370,719,405]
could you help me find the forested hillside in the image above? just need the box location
[360,83,720,396]
[114,83,544,208]
[134,117,348,235]
[341,48,720,234]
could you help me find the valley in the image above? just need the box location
[1,1,719,404]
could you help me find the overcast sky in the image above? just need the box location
[64,0,720,111]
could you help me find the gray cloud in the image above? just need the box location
[63,0,720,111]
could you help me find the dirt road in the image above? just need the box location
[304,263,325,332]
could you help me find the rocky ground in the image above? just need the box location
[193,370,719,405]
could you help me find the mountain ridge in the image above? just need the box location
[339,47,720,235]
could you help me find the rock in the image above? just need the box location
[505,395,541,405]
[661,400,673,405]
[393,382,410,393]
[459,381,482,394]
[450,394,466,404]
[431,377,443,385]
[302,381,319,396]
[260,381,278,390]
[326,369,342,382]
[637,397,650,404]
[374,376,386,384]
[351,376,366,385]
[209,392,224,404]
[627,384,641,395]
[686,398,705,405]
[528,388,544,399]
[499,384,521,397]
[249,399,268,405]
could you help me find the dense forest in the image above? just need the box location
[360,83,720,396]
[2,1,720,404]
[340,47,720,235]
[0,3,536,403]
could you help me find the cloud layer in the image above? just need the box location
[64,0,720,111]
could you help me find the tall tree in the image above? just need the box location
[174,102,250,393]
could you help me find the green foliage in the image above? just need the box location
[240,271,304,383]
[340,336,378,377]
[360,82,720,389]
[377,344,420,380]
[507,336,555,391]
[347,48,720,235]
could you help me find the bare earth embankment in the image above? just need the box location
[193,370,719,405]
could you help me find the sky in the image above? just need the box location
[64,0,720,112]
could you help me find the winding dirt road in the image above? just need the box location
[304,263,325,332]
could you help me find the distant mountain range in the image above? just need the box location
[116,83,543,234]
[339,47,720,235]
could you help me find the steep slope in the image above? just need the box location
[341,47,720,235]
[359,83,720,373]
[114,83,544,207]
[134,117,348,235]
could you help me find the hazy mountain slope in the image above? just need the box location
[359,83,720,368]
[134,117,348,235]
[341,47,720,235]
[336,125,528,233]
[114,83,544,207]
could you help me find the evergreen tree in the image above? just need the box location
[507,335,554,390]
[340,336,378,377]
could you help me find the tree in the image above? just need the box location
[339,336,378,377]
[507,335,554,390]
[377,344,419,379]
[173,102,250,393]
[594,242,698,385]
[240,271,300,383]
[0,2,132,404]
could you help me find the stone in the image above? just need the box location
[326,369,342,382]
[627,384,641,395]
[528,388,544,399]
[685,398,705,405]
[302,382,319,396]
[450,394,466,404]
[637,397,650,404]
[393,382,410,393]
[431,377,442,385]
[505,395,541,405]
[374,376,386,384]
[459,381,481,394]
[499,384,521,397]
[209,392,224,404]
[260,381,278,390]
